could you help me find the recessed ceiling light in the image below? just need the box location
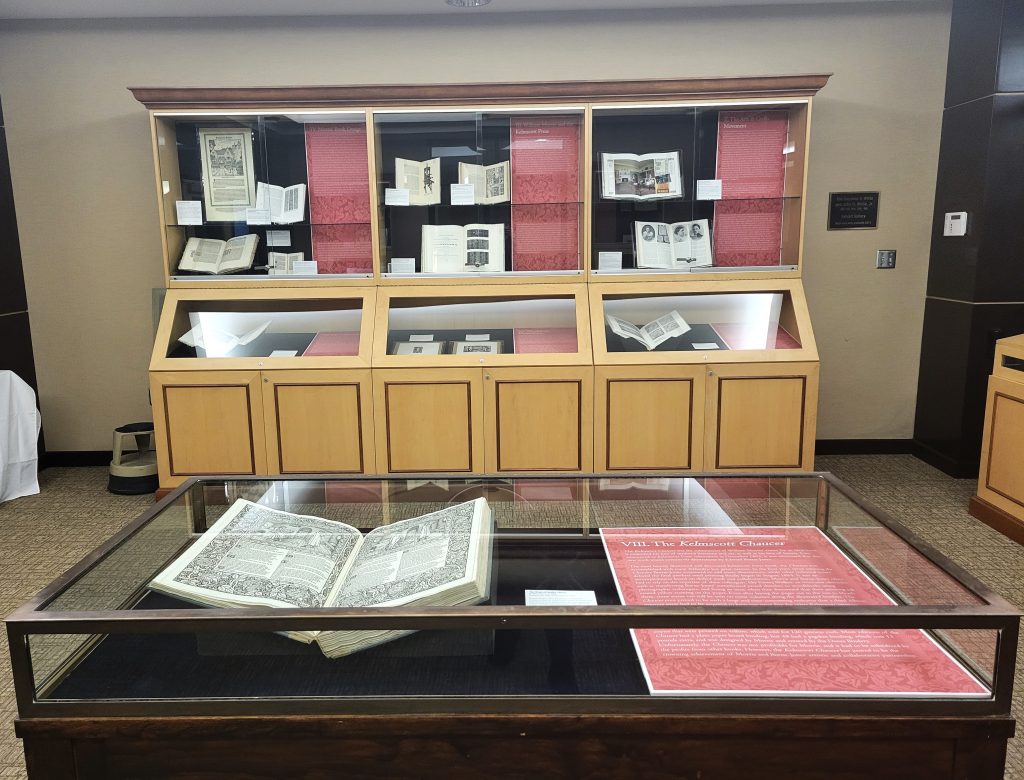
[447,0,492,6]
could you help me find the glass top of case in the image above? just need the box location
[165,298,363,359]
[600,290,800,353]
[16,474,1013,710]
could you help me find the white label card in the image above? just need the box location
[409,334,434,342]
[291,260,318,275]
[175,200,203,225]
[385,188,410,207]
[245,208,271,225]
[598,251,623,271]
[450,183,475,206]
[465,334,490,341]
[390,258,416,273]
[269,350,298,358]
[525,590,598,606]
[266,230,291,247]
[696,179,723,200]
[692,342,720,350]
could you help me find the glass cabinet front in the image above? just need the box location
[593,283,813,361]
[591,101,807,276]
[376,289,588,361]
[153,292,372,365]
[373,108,585,278]
[154,111,373,280]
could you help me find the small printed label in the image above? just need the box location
[266,230,291,247]
[465,334,490,341]
[175,200,203,225]
[692,342,720,350]
[245,208,271,225]
[598,251,623,271]
[269,350,298,358]
[389,258,416,273]
[525,590,598,606]
[385,188,410,207]
[409,334,434,342]
[696,179,723,200]
[291,260,318,275]
[450,183,475,205]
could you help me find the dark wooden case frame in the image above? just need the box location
[7,472,1019,779]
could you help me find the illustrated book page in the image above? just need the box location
[457,161,510,204]
[178,234,259,274]
[256,182,306,224]
[633,220,712,269]
[600,526,988,697]
[601,151,682,200]
[605,311,690,351]
[151,498,493,658]
[421,224,504,273]
[395,157,441,206]
[199,127,257,222]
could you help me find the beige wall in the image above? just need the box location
[0,1,951,450]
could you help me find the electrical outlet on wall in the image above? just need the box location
[876,249,896,269]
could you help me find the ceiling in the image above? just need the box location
[0,0,925,20]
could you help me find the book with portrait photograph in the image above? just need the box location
[634,219,712,269]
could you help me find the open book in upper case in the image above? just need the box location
[150,289,375,368]
[591,102,808,278]
[153,111,374,280]
[589,279,817,363]
[373,284,592,366]
[373,109,585,278]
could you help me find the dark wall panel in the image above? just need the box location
[925,97,992,301]
[997,1,1024,92]
[945,0,1002,107]
[0,312,38,392]
[0,126,27,315]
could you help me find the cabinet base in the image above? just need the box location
[969,495,1024,545]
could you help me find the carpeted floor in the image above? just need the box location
[0,456,1020,778]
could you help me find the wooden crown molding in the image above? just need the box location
[129,74,831,109]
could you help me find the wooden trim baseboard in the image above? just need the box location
[815,439,914,456]
[969,495,1024,546]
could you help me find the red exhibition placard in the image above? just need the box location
[599,526,988,697]
[305,122,371,224]
[510,116,581,204]
[512,327,579,354]
[715,110,788,200]
[711,198,784,266]
[511,204,579,271]
[302,331,361,357]
[311,223,372,275]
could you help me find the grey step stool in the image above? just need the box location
[108,422,159,495]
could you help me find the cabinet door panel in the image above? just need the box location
[596,366,705,471]
[263,370,373,475]
[707,363,818,471]
[979,375,1024,512]
[374,369,484,474]
[485,367,592,472]
[151,371,265,485]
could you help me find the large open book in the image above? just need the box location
[177,235,259,274]
[421,224,504,273]
[150,497,493,658]
[606,311,691,351]
[634,219,712,269]
[601,151,682,200]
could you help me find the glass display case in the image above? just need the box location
[373,108,585,280]
[373,285,591,367]
[152,110,373,281]
[590,100,808,280]
[150,289,377,487]
[8,474,1018,779]
[589,280,818,473]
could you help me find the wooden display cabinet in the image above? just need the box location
[371,284,593,474]
[150,288,376,488]
[135,76,828,482]
[590,279,818,472]
[970,332,1024,544]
